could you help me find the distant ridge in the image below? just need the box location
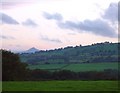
[20,42,119,64]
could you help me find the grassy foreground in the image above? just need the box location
[3,81,119,91]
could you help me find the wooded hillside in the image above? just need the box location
[20,42,119,65]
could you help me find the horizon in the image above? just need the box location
[1,41,119,53]
[0,0,119,52]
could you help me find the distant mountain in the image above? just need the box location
[23,47,39,53]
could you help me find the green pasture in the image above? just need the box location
[28,62,118,72]
[28,64,66,70]
[2,81,119,91]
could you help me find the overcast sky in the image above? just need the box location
[0,0,119,52]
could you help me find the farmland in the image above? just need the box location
[2,81,119,91]
[28,62,118,72]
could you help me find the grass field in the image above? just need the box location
[28,62,118,72]
[2,81,119,91]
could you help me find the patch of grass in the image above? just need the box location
[62,63,118,72]
[2,81,119,91]
[29,64,67,70]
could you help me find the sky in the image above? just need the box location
[0,0,119,52]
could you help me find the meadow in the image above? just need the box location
[2,81,119,91]
[28,62,118,72]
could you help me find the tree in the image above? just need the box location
[30,69,52,80]
[2,50,28,81]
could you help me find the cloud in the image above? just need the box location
[43,12,63,21]
[102,3,118,23]
[0,35,15,39]
[41,36,62,43]
[118,2,120,22]
[9,44,21,47]
[42,11,117,38]
[58,19,117,38]
[0,0,40,9]
[42,3,118,38]
[68,33,76,35]
[0,12,19,24]
[1,2,20,9]
[22,19,38,27]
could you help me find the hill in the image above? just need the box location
[22,47,39,53]
[19,42,119,65]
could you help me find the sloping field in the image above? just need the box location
[28,64,66,70]
[28,62,118,72]
[62,63,118,72]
